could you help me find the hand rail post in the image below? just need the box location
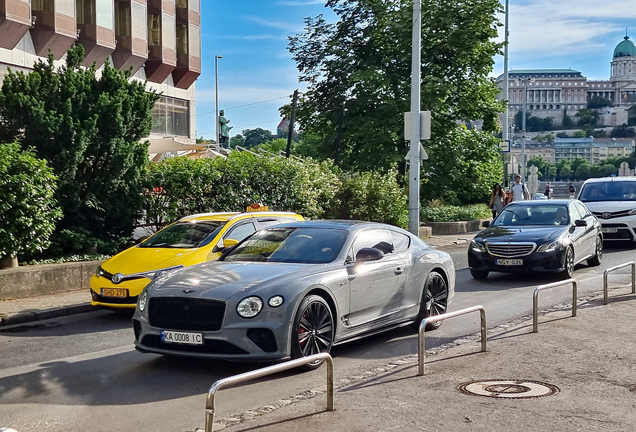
[603,261,636,305]
[533,278,577,333]
[204,353,334,432]
[418,305,487,376]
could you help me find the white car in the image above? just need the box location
[578,177,636,243]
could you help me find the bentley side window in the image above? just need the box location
[352,229,395,256]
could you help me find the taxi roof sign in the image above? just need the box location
[246,203,269,212]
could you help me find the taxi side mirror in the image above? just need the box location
[223,239,239,248]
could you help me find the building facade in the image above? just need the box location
[0,0,201,152]
[554,138,593,164]
[511,141,555,164]
[497,35,636,126]
[591,138,635,164]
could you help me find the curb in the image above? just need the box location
[0,303,96,327]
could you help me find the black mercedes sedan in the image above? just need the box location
[468,200,603,280]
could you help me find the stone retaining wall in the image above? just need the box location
[0,261,103,301]
[424,219,489,236]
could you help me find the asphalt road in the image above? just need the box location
[1,243,635,432]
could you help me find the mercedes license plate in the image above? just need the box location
[161,330,204,345]
[101,288,128,298]
[601,227,618,233]
[496,259,523,266]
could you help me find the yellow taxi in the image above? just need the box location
[90,205,304,308]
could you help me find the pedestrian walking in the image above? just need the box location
[544,182,553,199]
[489,183,505,219]
[568,182,576,199]
[509,174,530,202]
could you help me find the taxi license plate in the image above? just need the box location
[161,330,204,345]
[496,259,523,266]
[601,228,618,233]
[101,288,128,298]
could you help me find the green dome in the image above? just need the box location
[614,35,636,58]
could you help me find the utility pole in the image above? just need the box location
[502,0,510,186]
[286,89,298,158]
[408,0,422,236]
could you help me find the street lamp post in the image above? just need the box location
[215,55,223,152]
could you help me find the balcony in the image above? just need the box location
[30,0,77,59]
[172,2,199,89]
[0,0,31,49]
[145,1,176,83]
[112,0,147,74]
[76,0,116,67]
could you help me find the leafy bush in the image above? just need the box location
[328,169,408,227]
[20,254,111,266]
[0,142,62,262]
[421,203,491,222]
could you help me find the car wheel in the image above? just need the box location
[470,269,489,280]
[587,236,603,267]
[291,294,334,371]
[413,271,448,331]
[560,246,575,279]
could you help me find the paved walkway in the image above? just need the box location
[0,232,479,325]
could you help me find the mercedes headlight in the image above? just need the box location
[469,240,486,253]
[629,208,636,216]
[237,296,263,318]
[138,290,149,312]
[537,240,561,253]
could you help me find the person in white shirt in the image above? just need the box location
[509,174,530,202]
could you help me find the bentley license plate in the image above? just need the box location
[101,288,128,298]
[496,259,523,266]
[601,228,617,233]
[161,330,204,345]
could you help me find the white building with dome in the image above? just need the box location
[497,34,636,125]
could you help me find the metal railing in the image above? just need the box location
[418,305,487,376]
[205,353,334,432]
[533,278,577,333]
[603,261,636,305]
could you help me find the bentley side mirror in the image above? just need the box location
[574,219,587,227]
[355,247,384,264]
[482,221,490,228]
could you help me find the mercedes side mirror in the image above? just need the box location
[574,219,587,227]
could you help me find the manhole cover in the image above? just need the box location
[458,380,559,399]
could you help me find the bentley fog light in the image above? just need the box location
[237,296,263,318]
[268,295,284,307]
[138,290,148,312]
[469,240,486,253]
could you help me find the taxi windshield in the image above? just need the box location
[222,227,348,264]
[139,221,226,248]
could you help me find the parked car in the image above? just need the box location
[468,200,603,280]
[132,220,456,368]
[90,205,304,309]
[578,177,636,243]
[533,193,548,200]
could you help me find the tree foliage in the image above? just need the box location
[242,128,273,148]
[0,142,62,260]
[288,0,505,194]
[0,46,159,246]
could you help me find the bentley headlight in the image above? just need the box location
[537,240,561,253]
[469,240,486,253]
[138,290,149,312]
[237,296,263,318]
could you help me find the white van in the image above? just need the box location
[578,177,636,243]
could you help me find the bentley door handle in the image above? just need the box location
[395,267,404,275]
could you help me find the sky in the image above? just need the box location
[196,0,636,139]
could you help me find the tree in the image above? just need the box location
[0,46,158,249]
[242,128,273,148]
[559,165,571,180]
[253,138,290,154]
[575,109,599,129]
[547,165,557,180]
[562,110,574,129]
[610,125,636,138]
[587,96,613,109]
[229,134,244,148]
[0,142,62,266]
[288,0,505,187]
[572,130,587,138]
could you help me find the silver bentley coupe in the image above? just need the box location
[132,220,455,369]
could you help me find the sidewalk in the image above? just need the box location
[215,289,636,432]
[0,232,479,326]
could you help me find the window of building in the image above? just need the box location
[96,0,114,29]
[132,2,146,40]
[176,23,188,55]
[189,0,200,13]
[151,96,190,136]
[176,0,187,7]
[163,14,176,50]
[58,0,74,16]
[32,0,54,12]
[76,0,94,25]
[115,1,130,37]
[148,13,161,45]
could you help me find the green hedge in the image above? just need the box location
[421,204,491,222]
[143,153,408,228]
